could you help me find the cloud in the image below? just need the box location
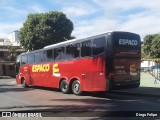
[0,22,22,38]
[73,17,118,38]
[29,4,47,13]
[0,2,46,38]
[62,5,97,17]
[1,0,160,41]
[71,0,160,40]
[119,15,160,38]
[0,6,28,17]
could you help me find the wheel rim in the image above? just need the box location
[61,81,68,91]
[22,80,25,87]
[73,82,80,93]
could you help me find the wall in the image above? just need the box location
[0,64,15,77]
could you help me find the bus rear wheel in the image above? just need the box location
[60,79,70,94]
[22,79,28,88]
[72,80,82,95]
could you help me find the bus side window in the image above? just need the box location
[44,49,53,62]
[74,43,80,58]
[35,52,43,63]
[93,37,106,56]
[21,55,28,65]
[81,40,92,57]
[66,43,80,59]
[28,54,35,64]
[54,47,65,61]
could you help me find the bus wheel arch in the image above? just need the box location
[59,78,70,94]
[21,77,28,88]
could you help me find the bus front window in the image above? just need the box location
[15,56,20,75]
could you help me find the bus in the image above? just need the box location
[15,31,141,95]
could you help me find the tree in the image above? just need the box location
[150,34,160,58]
[7,46,18,61]
[19,11,74,51]
[142,33,160,58]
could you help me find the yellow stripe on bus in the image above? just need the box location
[53,69,59,73]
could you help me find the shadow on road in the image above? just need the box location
[0,84,34,93]
[114,86,160,98]
[0,84,16,87]
[1,85,160,119]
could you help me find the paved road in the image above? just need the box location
[0,78,160,119]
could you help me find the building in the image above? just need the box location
[0,45,24,77]
[8,30,19,42]
[0,38,12,45]
[7,30,20,46]
[0,31,24,77]
[141,60,155,72]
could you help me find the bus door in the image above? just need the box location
[31,52,44,86]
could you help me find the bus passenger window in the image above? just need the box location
[66,43,80,59]
[35,52,43,63]
[28,54,35,64]
[21,55,28,65]
[44,49,53,61]
[75,43,80,58]
[81,40,92,57]
[93,37,106,56]
[54,47,65,61]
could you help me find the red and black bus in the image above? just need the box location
[15,31,141,95]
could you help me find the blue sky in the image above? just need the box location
[1,0,160,40]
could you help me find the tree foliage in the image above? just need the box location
[19,11,74,51]
[142,33,160,58]
[7,46,18,61]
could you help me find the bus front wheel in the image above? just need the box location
[72,80,82,95]
[22,79,28,88]
[60,79,70,94]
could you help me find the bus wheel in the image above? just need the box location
[22,79,28,88]
[72,80,82,95]
[60,79,70,94]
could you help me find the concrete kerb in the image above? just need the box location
[0,76,13,79]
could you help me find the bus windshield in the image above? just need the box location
[15,55,21,75]
[113,32,141,57]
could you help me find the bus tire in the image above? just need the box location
[60,79,70,94]
[72,80,82,95]
[22,79,28,88]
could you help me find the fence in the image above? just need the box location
[142,58,160,83]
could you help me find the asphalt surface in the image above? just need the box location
[0,78,160,120]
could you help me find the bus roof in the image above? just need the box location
[19,31,139,56]
[44,31,112,49]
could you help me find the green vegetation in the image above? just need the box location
[142,33,160,58]
[19,11,74,51]
[7,46,18,61]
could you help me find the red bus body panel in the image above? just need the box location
[16,55,106,92]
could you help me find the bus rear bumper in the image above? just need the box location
[112,80,140,89]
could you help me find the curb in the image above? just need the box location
[111,90,160,99]
[0,76,13,79]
